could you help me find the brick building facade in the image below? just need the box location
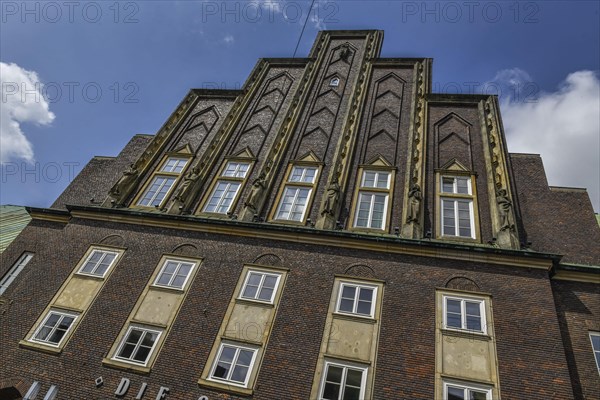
[1,30,599,400]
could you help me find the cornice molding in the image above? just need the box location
[24,205,561,271]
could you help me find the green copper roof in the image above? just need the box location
[0,205,31,253]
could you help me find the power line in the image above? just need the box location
[293,0,318,58]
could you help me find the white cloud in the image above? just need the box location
[222,34,235,44]
[0,62,55,163]
[497,69,600,211]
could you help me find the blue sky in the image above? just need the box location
[1,0,599,211]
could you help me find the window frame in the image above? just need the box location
[76,248,119,278]
[208,342,259,388]
[152,258,197,291]
[442,294,487,335]
[239,270,282,304]
[589,332,600,375]
[0,252,33,295]
[113,324,163,367]
[270,161,322,225]
[349,166,395,232]
[442,380,492,400]
[335,282,378,319]
[133,154,191,209]
[199,158,253,216]
[436,173,480,241]
[318,360,368,400]
[29,309,79,348]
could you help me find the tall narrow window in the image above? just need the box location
[590,332,600,374]
[137,157,189,207]
[0,252,33,295]
[439,175,477,239]
[352,169,392,230]
[203,161,251,214]
[319,361,367,400]
[273,165,319,222]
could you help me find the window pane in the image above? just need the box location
[358,288,373,301]
[258,287,274,301]
[343,387,361,400]
[356,300,372,315]
[362,172,376,188]
[214,362,230,379]
[242,285,258,299]
[262,275,277,289]
[339,298,354,312]
[447,299,461,313]
[466,316,482,331]
[303,168,316,183]
[133,346,151,362]
[345,369,363,387]
[376,172,389,189]
[465,301,480,316]
[220,346,236,363]
[591,334,600,350]
[442,177,454,193]
[341,285,356,300]
[119,343,135,359]
[448,386,465,400]
[237,349,254,366]
[157,271,173,285]
[141,331,157,347]
[323,382,340,400]
[326,365,343,383]
[126,329,142,344]
[231,365,249,383]
[35,326,52,341]
[289,167,304,182]
[457,178,469,194]
[447,313,462,328]
[470,390,488,400]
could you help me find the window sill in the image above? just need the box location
[332,312,377,324]
[19,340,62,355]
[235,298,275,308]
[441,328,491,340]
[198,378,253,396]
[102,357,152,375]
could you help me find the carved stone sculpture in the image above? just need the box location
[322,178,340,216]
[109,164,139,199]
[173,167,200,203]
[245,173,266,211]
[496,188,514,231]
[406,184,422,223]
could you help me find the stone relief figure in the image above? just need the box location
[322,177,340,216]
[173,167,200,203]
[406,184,422,223]
[496,188,514,231]
[245,173,266,211]
[109,163,139,197]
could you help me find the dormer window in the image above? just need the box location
[270,154,322,224]
[435,163,480,241]
[136,156,190,208]
[350,158,395,232]
[202,161,251,214]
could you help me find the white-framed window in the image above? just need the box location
[77,249,119,278]
[443,381,491,400]
[274,165,318,222]
[114,325,162,366]
[440,176,475,238]
[319,360,367,400]
[443,295,486,334]
[336,282,377,318]
[153,259,196,290]
[589,332,600,374]
[353,170,391,230]
[137,157,189,207]
[0,252,33,295]
[209,342,258,387]
[203,161,251,214]
[30,309,78,347]
[240,271,281,303]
